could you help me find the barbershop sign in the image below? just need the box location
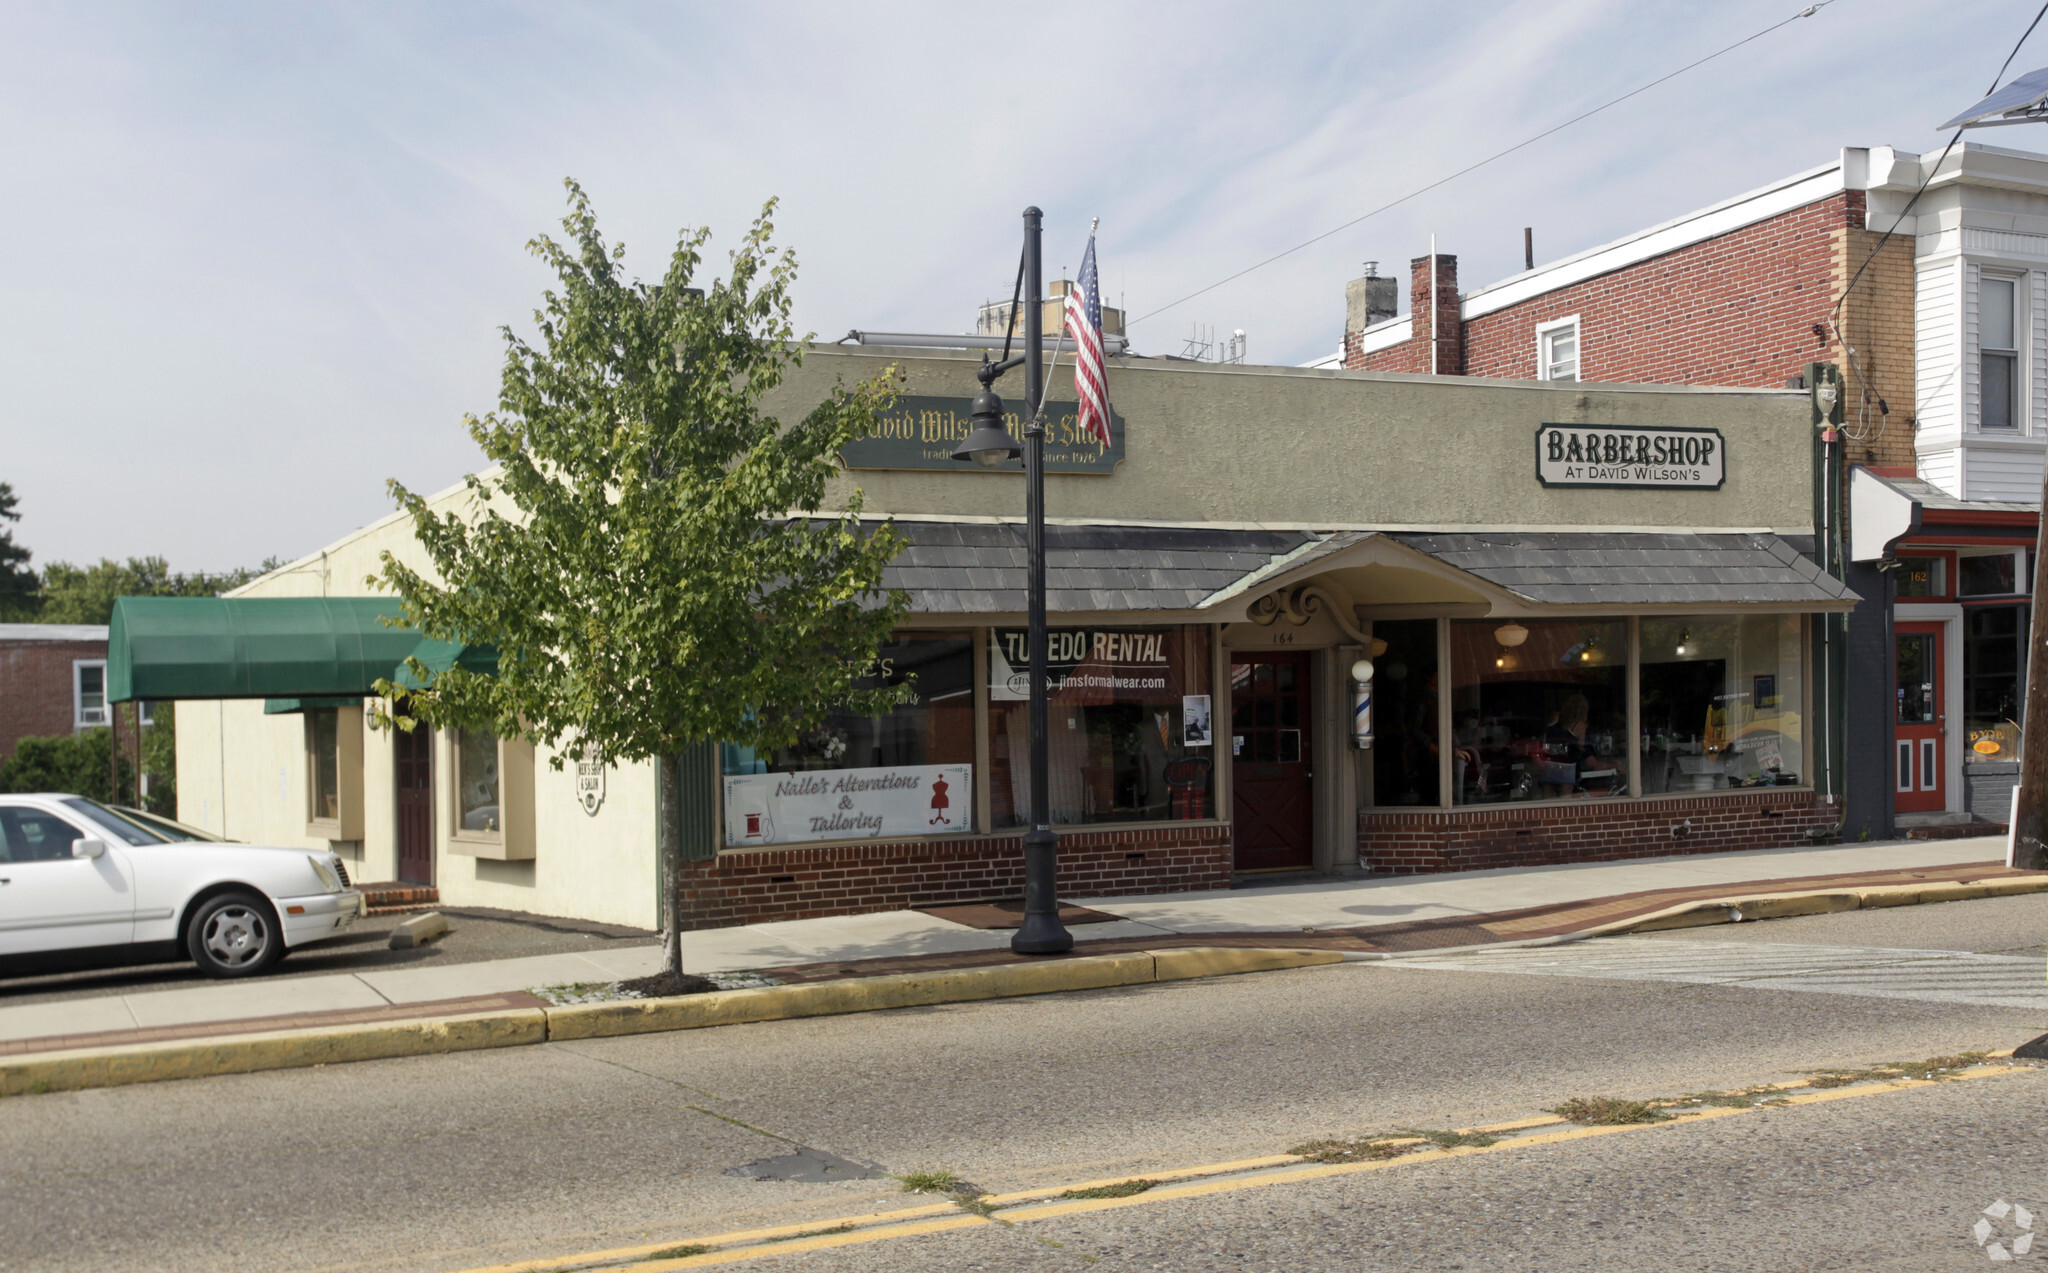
[1535,423,1725,490]
[838,395,1126,474]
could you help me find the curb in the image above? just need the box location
[1608,876,2048,937]
[0,1009,546,1098]
[1325,874,2048,963]
[0,947,1340,1097]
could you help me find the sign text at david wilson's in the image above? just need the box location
[723,764,973,845]
[1535,424,1726,490]
[838,395,1126,474]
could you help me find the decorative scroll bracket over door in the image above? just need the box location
[1245,584,1370,646]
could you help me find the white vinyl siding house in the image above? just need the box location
[1890,145,2048,502]
[1915,253,1965,495]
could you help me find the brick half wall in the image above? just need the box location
[1359,790,1836,874]
[0,638,103,763]
[677,822,1234,929]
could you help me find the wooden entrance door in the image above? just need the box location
[395,726,435,885]
[1230,651,1314,871]
[1894,622,1945,814]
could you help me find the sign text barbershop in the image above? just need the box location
[1535,424,1726,490]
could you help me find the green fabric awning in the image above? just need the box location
[263,696,368,715]
[108,597,418,703]
[392,637,500,691]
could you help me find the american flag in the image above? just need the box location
[1065,229,1111,449]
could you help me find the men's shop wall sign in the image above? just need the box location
[1535,423,1726,490]
[838,395,1126,474]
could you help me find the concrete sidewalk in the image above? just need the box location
[0,835,2012,1047]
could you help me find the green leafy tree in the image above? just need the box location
[0,729,129,801]
[37,555,282,625]
[140,701,176,814]
[374,181,909,981]
[0,483,37,620]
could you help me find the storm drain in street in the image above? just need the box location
[726,1146,887,1182]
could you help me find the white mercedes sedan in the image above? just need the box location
[0,794,365,978]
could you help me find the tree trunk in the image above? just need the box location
[658,751,685,976]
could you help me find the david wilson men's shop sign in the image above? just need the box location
[838,396,1127,473]
[724,764,973,845]
[1535,424,1726,490]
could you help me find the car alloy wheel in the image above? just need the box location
[188,893,282,977]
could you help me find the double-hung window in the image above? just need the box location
[1981,276,2020,430]
[1537,317,1580,382]
[73,660,107,728]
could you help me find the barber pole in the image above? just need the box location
[1350,657,1374,748]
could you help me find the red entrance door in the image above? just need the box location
[1894,622,1945,814]
[395,726,435,885]
[1230,652,1314,871]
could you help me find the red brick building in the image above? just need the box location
[1339,153,1914,474]
[0,624,111,764]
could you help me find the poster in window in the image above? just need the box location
[1182,695,1212,746]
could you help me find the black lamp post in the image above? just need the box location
[952,206,1074,955]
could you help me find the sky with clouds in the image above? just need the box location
[1,0,2040,571]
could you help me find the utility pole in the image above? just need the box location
[2012,486,2048,868]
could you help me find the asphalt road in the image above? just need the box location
[1,895,2043,1273]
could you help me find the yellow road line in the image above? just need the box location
[452,1202,963,1273]
[977,1153,1305,1204]
[450,1059,2042,1273]
[637,1216,994,1270]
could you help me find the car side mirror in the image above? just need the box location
[72,838,107,860]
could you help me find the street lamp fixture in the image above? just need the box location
[951,367,1023,468]
[954,206,1074,956]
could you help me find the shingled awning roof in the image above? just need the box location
[882,522,1316,614]
[1388,532,1858,607]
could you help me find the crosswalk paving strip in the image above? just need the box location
[1382,938,2048,1009]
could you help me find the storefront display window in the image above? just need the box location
[456,728,500,834]
[1640,615,1803,791]
[1965,604,2027,764]
[721,632,975,846]
[990,626,1213,827]
[1369,619,1440,806]
[1449,620,1626,804]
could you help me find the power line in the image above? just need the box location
[1829,0,2048,441]
[1129,1,1838,329]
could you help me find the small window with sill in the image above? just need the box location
[448,726,534,859]
[303,703,364,839]
[1981,276,2020,430]
[456,728,501,836]
[1537,318,1580,383]
[73,660,107,728]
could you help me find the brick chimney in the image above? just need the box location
[1410,252,1462,375]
